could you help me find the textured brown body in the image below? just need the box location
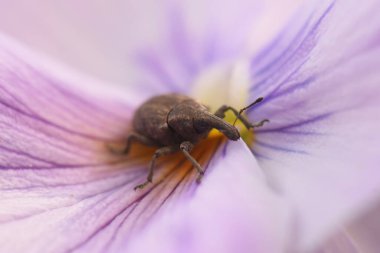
[122,93,266,189]
[133,94,212,146]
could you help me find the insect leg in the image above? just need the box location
[134,145,178,190]
[214,105,269,129]
[110,131,156,155]
[180,141,204,183]
[250,119,270,128]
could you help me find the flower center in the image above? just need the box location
[190,60,255,146]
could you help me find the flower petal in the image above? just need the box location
[311,201,380,253]
[0,0,162,86]
[0,34,203,253]
[0,33,290,253]
[312,231,360,253]
[133,0,304,93]
[0,0,302,92]
[248,0,380,251]
[0,34,145,252]
[344,199,380,253]
[125,140,291,253]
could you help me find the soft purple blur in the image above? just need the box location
[0,0,380,253]
[0,0,303,87]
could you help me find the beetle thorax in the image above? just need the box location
[167,100,211,143]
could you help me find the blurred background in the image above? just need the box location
[0,0,303,89]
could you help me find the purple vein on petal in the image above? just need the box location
[97,203,139,253]
[222,141,230,157]
[0,169,135,191]
[251,149,273,161]
[5,50,132,122]
[126,168,191,230]
[63,177,165,253]
[56,157,186,252]
[0,31,239,253]
[0,145,63,166]
[0,48,131,153]
[0,85,35,115]
[123,150,209,236]
[254,139,309,155]
[0,150,151,172]
[154,139,222,209]
[248,74,317,114]
[0,119,103,158]
[251,15,312,79]
[251,13,311,68]
[250,1,335,93]
[0,89,117,142]
[0,162,126,170]
[2,127,95,159]
[65,200,137,253]
[0,175,135,224]
[25,173,148,252]
[61,138,223,252]
[267,75,317,101]
[129,152,205,221]
[0,99,110,141]
[98,165,194,253]
[256,129,325,136]
[247,57,311,112]
[64,192,139,253]
[250,19,312,91]
[255,112,332,134]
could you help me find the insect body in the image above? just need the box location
[120,94,267,190]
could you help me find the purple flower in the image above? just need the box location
[0,1,380,253]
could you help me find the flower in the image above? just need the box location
[0,0,380,253]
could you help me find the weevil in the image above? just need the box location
[116,94,268,190]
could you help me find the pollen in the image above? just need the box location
[208,110,255,146]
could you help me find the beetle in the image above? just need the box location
[116,94,268,190]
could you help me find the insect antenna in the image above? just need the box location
[233,97,264,126]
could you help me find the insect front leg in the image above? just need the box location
[134,145,179,190]
[180,141,204,183]
[214,105,268,130]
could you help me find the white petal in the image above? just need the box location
[126,140,291,253]
[247,0,380,251]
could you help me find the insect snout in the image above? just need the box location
[223,126,240,141]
